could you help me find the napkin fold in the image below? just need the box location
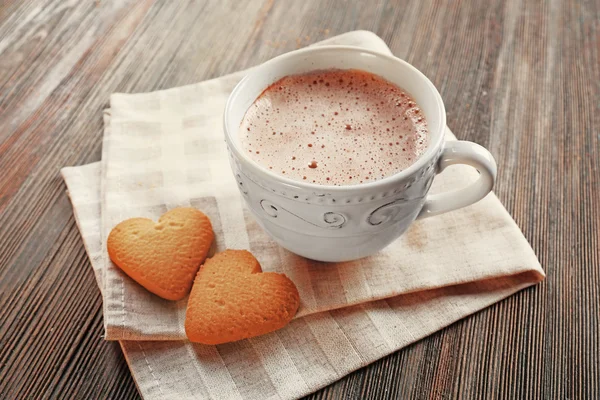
[62,31,544,399]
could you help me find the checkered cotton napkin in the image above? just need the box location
[61,31,544,399]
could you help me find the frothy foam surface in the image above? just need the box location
[238,69,429,186]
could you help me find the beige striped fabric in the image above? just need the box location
[62,161,542,400]
[61,31,545,399]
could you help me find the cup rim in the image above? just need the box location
[224,45,446,193]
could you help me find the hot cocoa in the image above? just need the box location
[239,69,428,186]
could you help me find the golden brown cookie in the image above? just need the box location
[185,249,300,345]
[107,207,214,301]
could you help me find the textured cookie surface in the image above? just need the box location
[107,207,214,301]
[185,249,300,345]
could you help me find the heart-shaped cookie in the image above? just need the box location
[107,207,214,301]
[185,249,300,344]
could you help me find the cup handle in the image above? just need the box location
[417,141,497,219]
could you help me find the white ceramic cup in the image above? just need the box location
[224,46,497,262]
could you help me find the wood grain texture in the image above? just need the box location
[0,0,598,399]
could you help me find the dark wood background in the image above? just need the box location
[0,0,598,399]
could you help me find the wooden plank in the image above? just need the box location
[0,0,598,398]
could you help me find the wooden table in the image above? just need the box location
[1,1,598,398]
